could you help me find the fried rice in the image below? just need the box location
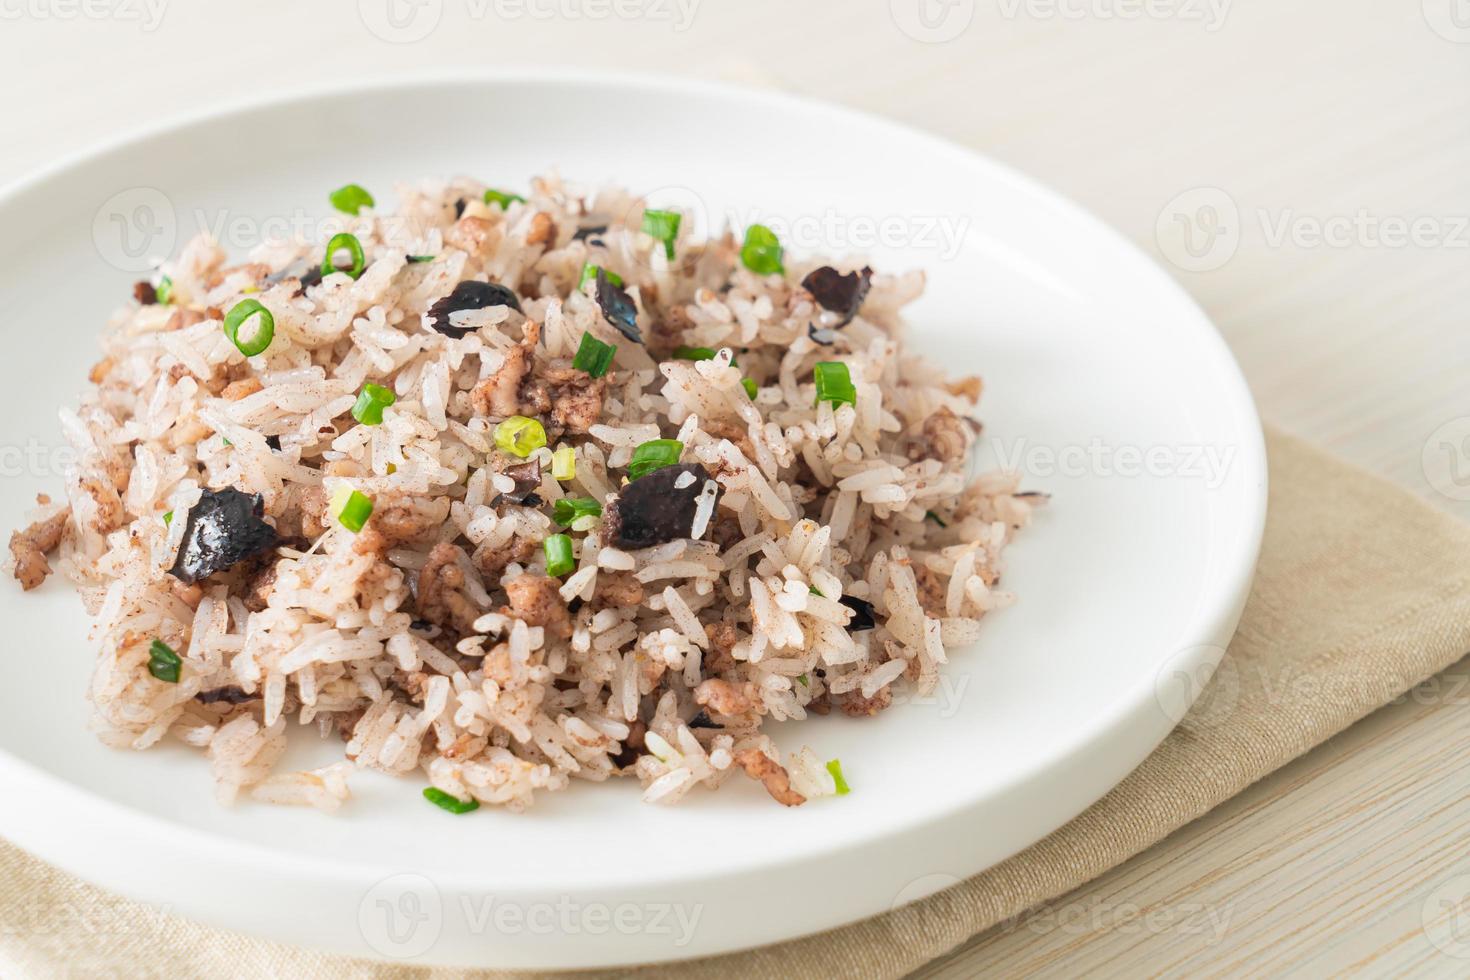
[7,173,1039,813]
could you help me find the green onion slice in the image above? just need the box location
[579,263,623,290]
[329,183,375,215]
[162,510,174,527]
[741,224,785,276]
[813,361,857,409]
[741,377,758,400]
[322,233,367,280]
[329,485,374,533]
[494,416,548,458]
[925,510,948,528]
[544,533,575,577]
[826,758,851,795]
[148,639,182,684]
[483,189,526,209]
[552,497,602,526]
[672,346,717,361]
[641,209,681,260]
[155,276,174,305]
[351,382,397,426]
[222,300,275,357]
[552,446,576,482]
[407,254,436,264]
[627,439,683,480]
[423,787,480,814]
[571,332,617,378]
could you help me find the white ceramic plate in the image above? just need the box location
[0,71,1266,970]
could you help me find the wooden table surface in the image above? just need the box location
[2,1,1467,975]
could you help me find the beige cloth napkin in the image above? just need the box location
[6,426,1470,980]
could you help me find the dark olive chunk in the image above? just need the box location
[602,463,719,550]
[801,266,873,327]
[167,488,280,584]
[427,280,522,337]
[837,595,877,632]
[595,268,643,344]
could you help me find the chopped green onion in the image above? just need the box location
[222,300,275,357]
[423,787,479,814]
[672,346,717,361]
[162,510,173,527]
[148,639,181,684]
[328,183,375,215]
[544,533,575,577]
[483,189,526,209]
[797,673,809,686]
[407,254,436,264]
[809,585,823,597]
[641,209,681,260]
[741,224,785,276]
[741,377,758,400]
[155,275,174,305]
[329,485,374,533]
[494,416,548,458]
[813,361,857,409]
[925,510,948,528]
[552,497,602,526]
[552,446,576,481]
[579,263,623,289]
[351,382,397,426]
[627,439,683,479]
[826,758,850,795]
[322,232,366,279]
[571,331,617,378]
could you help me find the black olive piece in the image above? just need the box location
[800,266,873,327]
[688,709,722,730]
[567,596,585,615]
[294,266,325,295]
[264,435,282,452]
[426,280,523,337]
[602,463,720,550]
[195,686,258,706]
[807,323,837,346]
[454,197,468,219]
[837,595,877,632]
[167,487,280,585]
[594,268,643,344]
[492,492,543,509]
[610,742,641,769]
[493,459,543,507]
[573,223,609,242]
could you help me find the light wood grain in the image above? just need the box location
[1,2,1466,975]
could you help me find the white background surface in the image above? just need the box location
[1,0,1467,975]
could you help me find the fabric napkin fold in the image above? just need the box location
[5,426,1470,980]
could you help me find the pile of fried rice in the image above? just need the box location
[7,174,1039,812]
